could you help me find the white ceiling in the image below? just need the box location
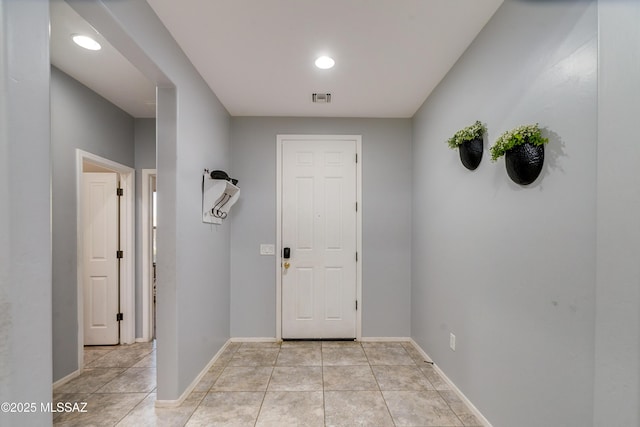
[50,0,157,118]
[51,0,504,119]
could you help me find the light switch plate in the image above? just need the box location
[260,244,275,255]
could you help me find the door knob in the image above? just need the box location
[283,262,290,269]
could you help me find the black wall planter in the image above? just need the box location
[459,138,483,170]
[505,142,544,185]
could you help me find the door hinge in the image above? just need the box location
[116,188,124,196]
[355,153,358,163]
[355,300,358,310]
[116,312,123,321]
[116,250,124,259]
[356,252,358,262]
[355,202,358,212]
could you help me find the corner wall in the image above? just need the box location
[594,1,640,425]
[67,0,232,400]
[134,118,156,338]
[50,66,135,381]
[230,117,412,338]
[411,1,597,426]
[0,1,52,426]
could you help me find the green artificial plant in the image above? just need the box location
[446,120,487,149]
[489,123,549,162]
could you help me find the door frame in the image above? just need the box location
[76,149,135,365]
[141,168,156,341]
[275,134,362,341]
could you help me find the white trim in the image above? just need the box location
[360,337,412,342]
[229,337,280,343]
[52,368,82,389]
[276,135,362,341]
[155,339,233,408]
[276,139,282,341]
[409,339,493,427]
[141,169,156,341]
[76,149,136,370]
[228,337,412,343]
[355,136,362,341]
[120,166,135,344]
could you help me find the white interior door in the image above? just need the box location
[83,172,119,345]
[281,138,357,339]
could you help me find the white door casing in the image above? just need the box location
[76,150,135,368]
[82,172,120,345]
[279,135,361,339]
[141,169,157,342]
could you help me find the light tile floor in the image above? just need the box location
[53,340,483,426]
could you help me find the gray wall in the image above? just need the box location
[134,118,156,338]
[0,1,52,425]
[411,1,597,426]
[230,117,412,338]
[68,0,232,399]
[51,66,135,381]
[5,0,636,423]
[594,0,640,425]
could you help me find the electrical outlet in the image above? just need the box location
[260,244,275,255]
[449,333,456,351]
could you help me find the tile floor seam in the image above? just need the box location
[436,389,466,427]
[252,343,278,426]
[114,390,154,426]
[321,341,326,427]
[183,389,209,427]
[190,379,211,426]
[90,367,122,394]
[367,344,398,427]
[65,341,483,427]
[187,344,232,426]
[85,348,116,367]
[183,392,206,427]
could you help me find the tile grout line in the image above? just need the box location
[184,344,234,427]
[72,341,480,427]
[321,343,326,427]
[436,388,468,427]
[82,344,155,426]
[364,343,398,427]
[114,390,154,426]
[401,343,475,426]
[184,341,229,427]
[83,346,117,368]
[252,342,278,426]
[186,341,243,426]
[178,391,206,427]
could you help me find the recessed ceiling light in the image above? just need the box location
[72,34,101,51]
[315,56,335,69]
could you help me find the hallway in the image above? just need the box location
[52,341,481,426]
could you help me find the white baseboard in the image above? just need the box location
[52,368,82,390]
[229,337,414,343]
[409,339,493,427]
[155,339,232,408]
[151,334,491,427]
[230,337,279,343]
[360,336,411,342]
[229,337,412,343]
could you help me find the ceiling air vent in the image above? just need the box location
[312,93,331,103]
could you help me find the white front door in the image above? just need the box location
[83,172,119,345]
[281,137,358,339]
